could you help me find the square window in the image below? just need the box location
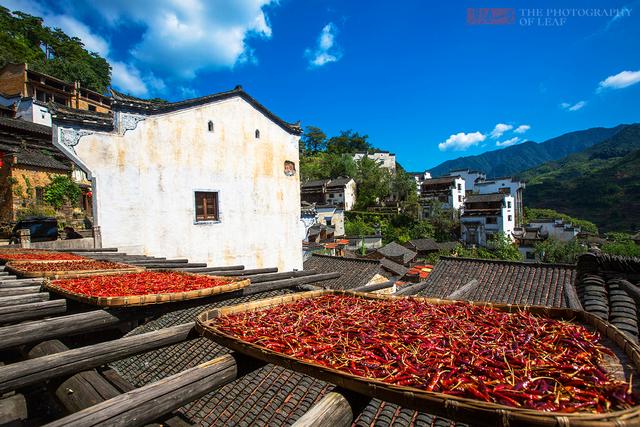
[195,191,219,222]
[508,215,513,221]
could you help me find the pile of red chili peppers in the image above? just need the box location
[52,271,239,297]
[12,260,133,272]
[0,251,86,261]
[214,294,637,413]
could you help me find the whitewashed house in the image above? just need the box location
[419,175,465,217]
[50,87,303,271]
[447,169,486,194]
[460,193,515,247]
[409,171,432,196]
[300,177,357,211]
[353,151,396,172]
[475,177,525,225]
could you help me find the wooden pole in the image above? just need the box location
[394,281,428,296]
[176,265,244,273]
[44,355,239,427]
[0,323,195,393]
[350,280,396,293]
[28,340,121,413]
[0,285,42,297]
[246,270,316,284]
[290,392,353,427]
[0,299,66,324]
[203,267,279,277]
[446,279,479,300]
[0,293,49,308]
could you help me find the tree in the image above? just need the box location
[601,233,640,257]
[300,126,327,155]
[0,7,111,93]
[43,175,81,209]
[534,238,587,264]
[488,232,523,261]
[326,130,372,155]
[354,156,391,209]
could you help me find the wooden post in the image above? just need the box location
[0,299,66,324]
[92,226,102,249]
[28,340,121,413]
[0,394,28,425]
[19,228,30,249]
[291,392,353,427]
[44,355,240,427]
[0,323,195,393]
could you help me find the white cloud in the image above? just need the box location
[89,0,276,79]
[305,23,342,67]
[490,123,513,139]
[513,125,530,134]
[438,131,486,151]
[560,101,587,111]
[598,70,640,91]
[111,62,148,96]
[496,137,520,147]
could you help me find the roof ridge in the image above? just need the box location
[440,256,576,269]
[310,254,380,264]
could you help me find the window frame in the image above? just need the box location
[194,190,221,224]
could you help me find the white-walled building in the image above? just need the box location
[409,171,432,195]
[461,193,515,247]
[528,219,580,242]
[419,176,465,216]
[447,169,486,193]
[353,151,396,172]
[300,177,357,211]
[51,87,303,271]
[475,177,525,225]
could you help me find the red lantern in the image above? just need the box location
[86,191,92,198]
[0,152,4,168]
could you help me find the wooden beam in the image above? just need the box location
[0,292,49,308]
[0,285,42,297]
[28,340,121,413]
[291,392,353,427]
[0,323,195,393]
[0,309,123,351]
[394,281,428,296]
[446,279,479,300]
[350,280,396,293]
[564,282,583,311]
[0,299,66,324]
[125,259,189,265]
[44,355,239,427]
[246,270,317,284]
[0,279,45,288]
[290,388,371,427]
[176,265,244,273]
[0,393,28,425]
[204,267,279,277]
[138,263,208,269]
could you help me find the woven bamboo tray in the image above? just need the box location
[196,290,640,427]
[0,251,85,264]
[5,259,143,278]
[44,272,251,307]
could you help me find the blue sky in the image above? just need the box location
[2,0,639,171]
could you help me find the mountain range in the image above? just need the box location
[521,124,640,232]
[428,125,629,178]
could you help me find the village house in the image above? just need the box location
[513,219,582,261]
[300,177,356,211]
[408,170,432,195]
[352,150,396,172]
[50,86,303,271]
[419,175,465,217]
[0,117,92,224]
[0,63,111,127]
[474,176,525,225]
[460,193,515,247]
[446,168,486,194]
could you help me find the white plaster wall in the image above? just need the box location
[451,178,466,210]
[344,180,357,211]
[500,195,516,239]
[62,97,302,271]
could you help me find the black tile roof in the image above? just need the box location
[421,176,459,186]
[326,177,353,188]
[376,242,417,265]
[575,253,640,342]
[379,257,408,277]
[109,289,333,426]
[303,254,388,290]
[15,148,70,170]
[464,193,506,203]
[407,238,439,252]
[0,117,51,136]
[415,257,576,307]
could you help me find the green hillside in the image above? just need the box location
[0,6,110,92]
[522,125,640,232]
